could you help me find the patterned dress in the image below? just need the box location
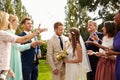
[0,30,17,71]
[0,30,17,79]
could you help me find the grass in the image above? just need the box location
[38,60,52,80]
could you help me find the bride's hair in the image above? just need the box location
[69,27,80,56]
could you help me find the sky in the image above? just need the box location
[22,0,67,40]
[21,0,102,40]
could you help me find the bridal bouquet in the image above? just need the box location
[56,50,68,61]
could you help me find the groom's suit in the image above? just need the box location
[47,34,68,80]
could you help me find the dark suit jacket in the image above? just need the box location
[19,32,40,67]
[85,32,104,71]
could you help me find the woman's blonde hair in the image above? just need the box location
[0,11,9,30]
[9,14,17,23]
[8,14,18,29]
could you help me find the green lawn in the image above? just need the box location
[38,60,52,80]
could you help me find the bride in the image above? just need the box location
[65,27,91,80]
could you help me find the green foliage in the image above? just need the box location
[4,0,14,14]
[13,0,30,34]
[79,0,120,21]
[0,0,5,10]
[65,0,90,40]
[40,40,47,59]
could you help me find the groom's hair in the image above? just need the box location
[54,22,63,30]
[21,17,31,24]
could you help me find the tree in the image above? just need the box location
[13,0,30,34]
[80,0,119,32]
[65,0,90,40]
[4,0,14,14]
[0,0,5,10]
[79,0,120,21]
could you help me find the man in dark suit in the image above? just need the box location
[19,17,42,80]
[85,20,104,80]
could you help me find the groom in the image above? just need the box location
[46,22,68,80]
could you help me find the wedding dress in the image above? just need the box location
[65,45,81,80]
[65,35,91,80]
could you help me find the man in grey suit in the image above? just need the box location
[46,22,68,80]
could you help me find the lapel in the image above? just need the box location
[53,35,62,50]
[22,32,27,36]
[23,32,32,43]
[53,35,67,50]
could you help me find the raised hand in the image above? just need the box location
[85,40,98,45]
[91,33,99,41]
[37,40,45,45]
[30,41,38,48]
[37,24,48,33]
[87,50,94,55]
[30,40,45,48]
[95,52,106,57]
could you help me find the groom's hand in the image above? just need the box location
[53,69,59,75]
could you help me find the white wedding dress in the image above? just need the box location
[65,35,91,80]
[65,45,80,80]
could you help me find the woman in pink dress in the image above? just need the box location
[95,21,116,80]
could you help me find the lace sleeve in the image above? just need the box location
[0,31,17,43]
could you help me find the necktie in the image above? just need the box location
[59,36,63,50]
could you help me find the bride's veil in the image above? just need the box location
[79,35,91,73]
